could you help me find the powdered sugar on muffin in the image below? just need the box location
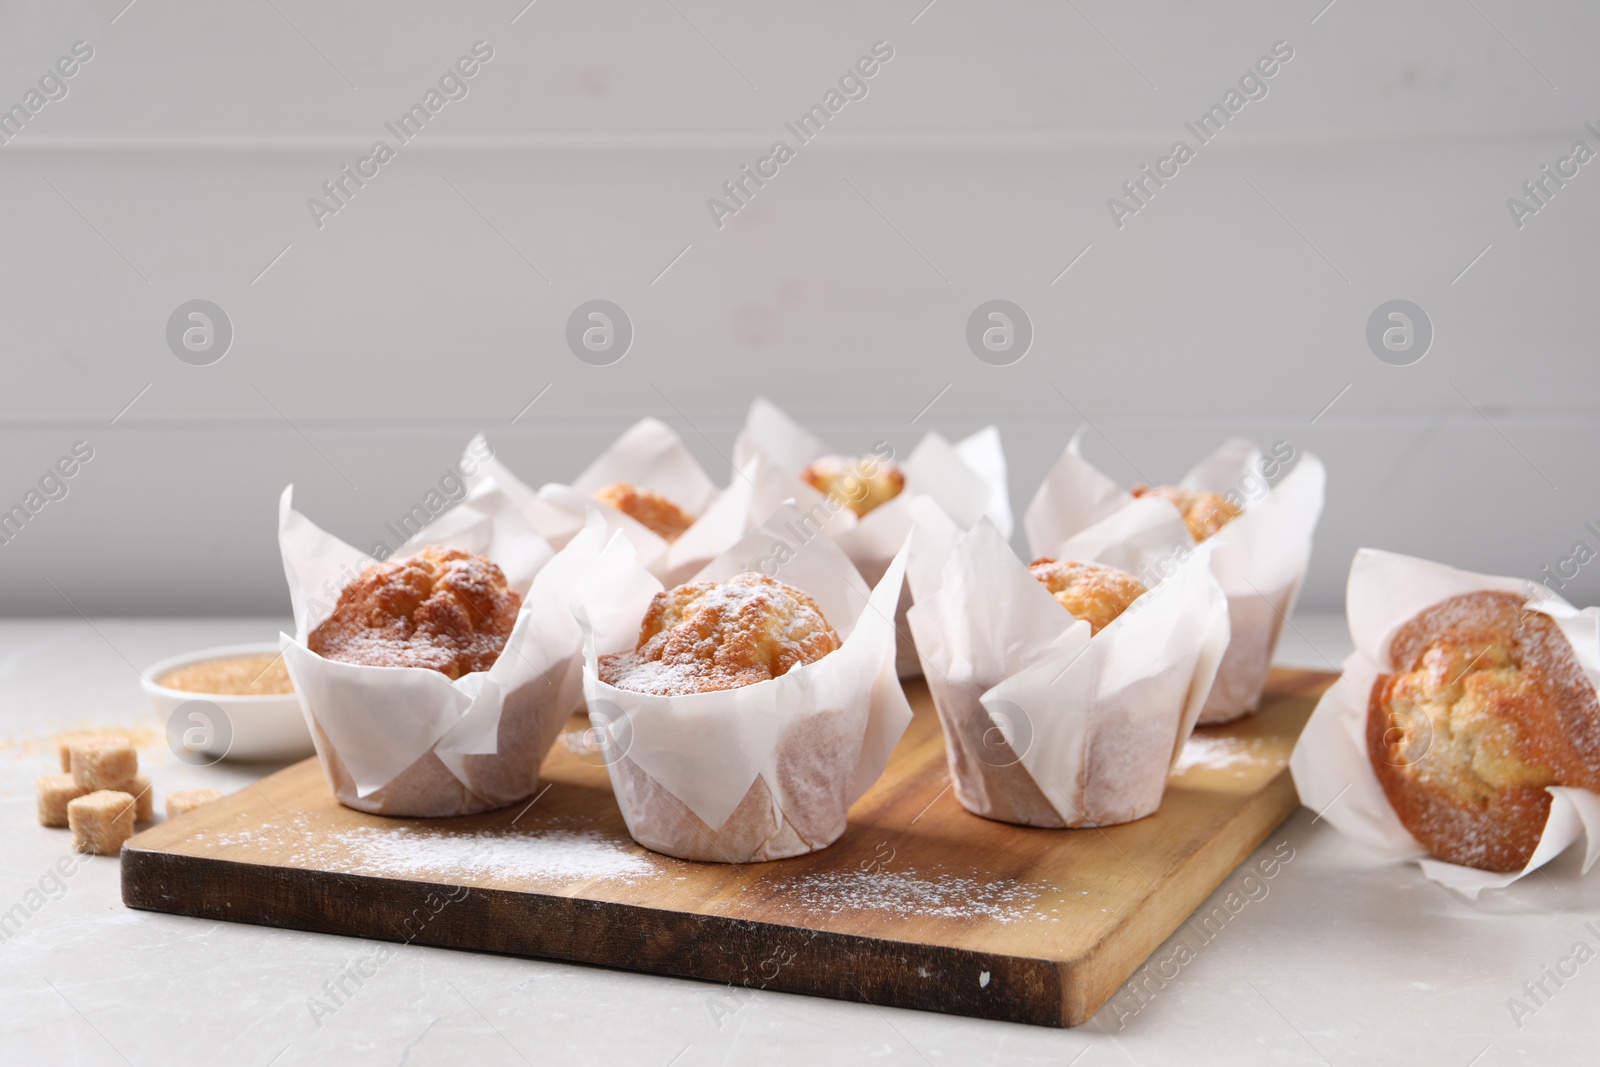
[1027,558,1147,635]
[600,572,840,695]
[308,546,521,679]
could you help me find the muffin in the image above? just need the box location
[593,482,696,543]
[595,571,881,863]
[601,572,839,694]
[1367,591,1600,872]
[308,546,520,679]
[1027,558,1147,635]
[1131,485,1240,542]
[801,455,905,518]
[908,523,1228,830]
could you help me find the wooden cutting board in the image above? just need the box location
[122,669,1331,1028]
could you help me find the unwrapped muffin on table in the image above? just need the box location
[1291,549,1600,894]
[1368,590,1600,871]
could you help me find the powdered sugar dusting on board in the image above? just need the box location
[315,826,656,882]
[198,817,656,884]
[771,868,1057,924]
[1172,733,1285,778]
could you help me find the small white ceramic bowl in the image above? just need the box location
[141,642,314,762]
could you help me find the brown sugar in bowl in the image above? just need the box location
[140,642,313,762]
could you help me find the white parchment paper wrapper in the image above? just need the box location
[908,496,1230,827]
[1026,432,1325,724]
[457,434,590,551]
[732,396,1011,677]
[582,502,913,863]
[1290,549,1600,897]
[468,419,756,585]
[278,482,647,818]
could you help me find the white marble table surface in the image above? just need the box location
[2,615,1595,1066]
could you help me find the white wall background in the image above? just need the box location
[1,0,1596,615]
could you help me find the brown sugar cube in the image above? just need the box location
[67,790,137,855]
[68,738,139,792]
[58,732,102,772]
[37,774,90,827]
[129,774,154,823]
[165,789,223,819]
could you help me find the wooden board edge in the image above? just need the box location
[121,846,1072,1027]
[1059,770,1302,1026]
